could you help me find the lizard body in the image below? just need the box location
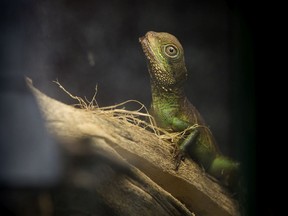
[139,31,239,188]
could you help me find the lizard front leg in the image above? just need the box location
[171,117,200,170]
[174,129,200,170]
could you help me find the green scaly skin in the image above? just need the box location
[139,31,240,189]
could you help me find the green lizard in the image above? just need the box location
[139,31,240,188]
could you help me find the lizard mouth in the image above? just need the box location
[139,34,158,66]
[139,36,152,61]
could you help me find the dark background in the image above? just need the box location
[17,0,248,157]
[1,0,256,215]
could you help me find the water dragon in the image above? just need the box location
[139,31,239,188]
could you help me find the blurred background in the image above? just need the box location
[1,0,255,215]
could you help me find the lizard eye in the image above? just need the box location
[164,45,179,58]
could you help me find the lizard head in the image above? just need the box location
[139,31,187,91]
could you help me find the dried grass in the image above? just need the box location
[53,80,203,144]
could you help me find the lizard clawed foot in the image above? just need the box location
[173,150,186,171]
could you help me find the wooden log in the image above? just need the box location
[27,78,239,216]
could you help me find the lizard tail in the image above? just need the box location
[208,155,240,190]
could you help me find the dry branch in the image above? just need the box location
[26,78,239,216]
